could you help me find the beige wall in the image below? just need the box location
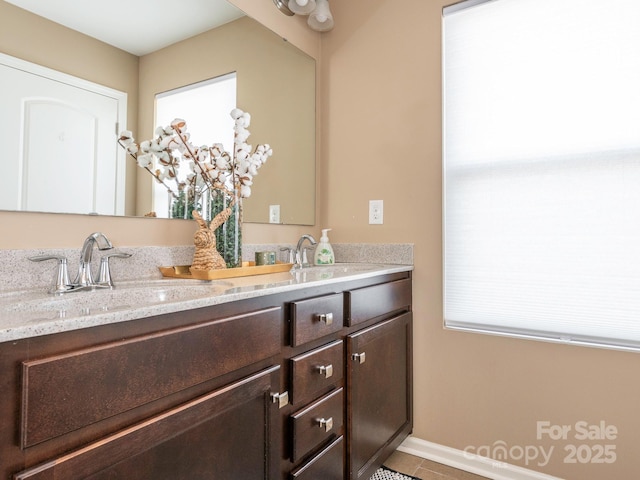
[322,1,639,479]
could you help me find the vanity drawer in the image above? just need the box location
[290,293,344,346]
[290,340,343,405]
[346,278,412,326]
[291,387,343,462]
[21,306,282,448]
[290,435,344,480]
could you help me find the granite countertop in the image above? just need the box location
[0,263,412,343]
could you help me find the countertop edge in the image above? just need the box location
[1,264,413,343]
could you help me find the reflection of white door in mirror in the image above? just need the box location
[0,53,127,216]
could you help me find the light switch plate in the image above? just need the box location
[369,200,383,224]
[269,205,280,224]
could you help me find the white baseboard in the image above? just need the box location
[397,436,564,480]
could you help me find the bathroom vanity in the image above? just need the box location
[0,265,412,480]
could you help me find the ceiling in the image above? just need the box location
[5,0,245,56]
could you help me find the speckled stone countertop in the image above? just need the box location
[0,243,413,343]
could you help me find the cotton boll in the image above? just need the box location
[160,135,177,149]
[196,148,209,163]
[236,163,250,177]
[216,157,229,170]
[140,140,152,153]
[170,118,186,132]
[261,144,273,158]
[216,171,229,183]
[149,139,164,153]
[237,131,250,143]
[236,149,249,162]
[157,152,173,166]
[126,144,139,155]
[230,108,243,120]
[241,112,251,127]
[240,184,252,198]
[137,154,153,168]
[234,124,250,139]
[119,131,134,143]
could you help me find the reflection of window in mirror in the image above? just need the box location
[153,72,237,217]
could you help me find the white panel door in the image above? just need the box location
[0,54,126,215]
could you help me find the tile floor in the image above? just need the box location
[383,451,490,480]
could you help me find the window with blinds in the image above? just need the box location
[442,0,640,351]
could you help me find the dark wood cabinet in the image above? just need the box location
[347,313,413,480]
[0,270,412,480]
[15,366,281,480]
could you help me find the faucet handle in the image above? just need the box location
[302,245,316,267]
[279,247,295,264]
[29,255,71,294]
[97,252,132,288]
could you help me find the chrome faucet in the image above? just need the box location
[29,232,132,294]
[74,232,113,287]
[293,234,317,269]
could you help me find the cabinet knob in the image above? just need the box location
[316,364,333,379]
[351,352,366,364]
[317,417,334,432]
[271,391,289,409]
[316,312,334,325]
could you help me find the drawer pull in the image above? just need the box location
[351,352,366,364]
[317,417,334,432]
[317,364,334,379]
[316,312,334,325]
[271,391,289,409]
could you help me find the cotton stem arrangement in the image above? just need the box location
[118,109,273,204]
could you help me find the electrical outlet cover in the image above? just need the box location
[369,200,383,224]
[269,204,280,224]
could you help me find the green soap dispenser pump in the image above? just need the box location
[314,229,335,265]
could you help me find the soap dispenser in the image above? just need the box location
[314,229,335,265]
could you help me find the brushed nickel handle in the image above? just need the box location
[352,352,366,364]
[317,312,334,325]
[271,391,289,409]
[317,417,334,432]
[317,364,333,378]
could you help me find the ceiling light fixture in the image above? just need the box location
[307,0,334,32]
[288,0,316,15]
[273,0,294,16]
[274,0,334,32]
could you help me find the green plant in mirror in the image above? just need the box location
[211,189,242,268]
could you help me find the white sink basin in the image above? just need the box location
[0,279,233,318]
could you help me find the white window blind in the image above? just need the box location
[442,0,640,351]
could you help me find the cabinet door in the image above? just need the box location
[14,366,282,480]
[347,313,412,480]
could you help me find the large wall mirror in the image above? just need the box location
[0,0,316,225]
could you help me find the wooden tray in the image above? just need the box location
[159,262,293,280]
